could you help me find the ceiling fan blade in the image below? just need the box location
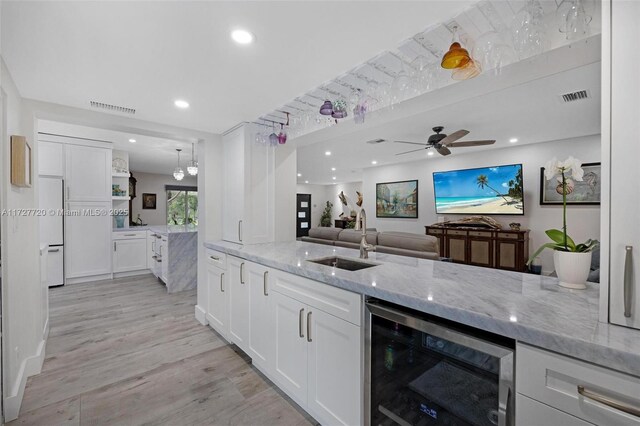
[395,148,427,156]
[440,129,469,146]
[436,146,451,156]
[447,140,496,147]
[394,140,429,146]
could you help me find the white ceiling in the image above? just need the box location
[1,1,475,134]
[297,61,601,185]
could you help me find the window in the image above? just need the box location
[166,185,198,225]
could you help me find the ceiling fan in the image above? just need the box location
[395,126,495,156]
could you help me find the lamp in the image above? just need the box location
[441,26,471,70]
[187,143,198,176]
[173,149,184,181]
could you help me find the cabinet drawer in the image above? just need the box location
[271,268,361,326]
[206,249,227,269]
[426,228,443,235]
[517,394,594,426]
[468,230,492,238]
[446,229,467,236]
[113,231,147,240]
[497,232,518,240]
[517,343,640,425]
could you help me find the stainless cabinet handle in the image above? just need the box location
[238,220,243,242]
[263,271,269,296]
[151,241,155,252]
[240,262,245,284]
[209,255,220,261]
[299,308,305,338]
[307,311,312,342]
[124,234,136,237]
[152,255,158,260]
[220,272,225,293]
[578,385,640,417]
[624,246,633,318]
[48,248,60,253]
[113,242,117,252]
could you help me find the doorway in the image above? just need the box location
[296,194,311,238]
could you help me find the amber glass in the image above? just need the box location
[441,42,471,69]
[451,58,482,80]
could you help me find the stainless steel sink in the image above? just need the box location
[307,256,379,271]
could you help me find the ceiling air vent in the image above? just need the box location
[90,101,136,115]
[560,90,590,103]
[366,138,386,144]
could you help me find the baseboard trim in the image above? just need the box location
[4,335,47,421]
[113,270,152,279]
[195,304,208,325]
[66,273,112,285]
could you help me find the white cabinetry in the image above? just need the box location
[147,232,156,269]
[160,236,168,283]
[227,256,250,352]
[222,124,274,244]
[607,0,640,329]
[65,144,111,202]
[65,201,112,279]
[517,343,640,425]
[38,141,64,176]
[247,262,272,372]
[113,232,147,273]
[45,246,64,287]
[206,252,228,338]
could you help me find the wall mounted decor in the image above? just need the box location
[142,193,157,209]
[376,180,418,218]
[540,162,601,205]
[11,135,32,188]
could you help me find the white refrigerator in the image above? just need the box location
[39,177,64,287]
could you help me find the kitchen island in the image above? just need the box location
[202,240,640,425]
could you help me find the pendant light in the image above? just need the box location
[441,26,471,70]
[187,143,198,176]
[173,148,184,181]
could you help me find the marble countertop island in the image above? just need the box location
[113,225,197,235]
[205,240,640,377]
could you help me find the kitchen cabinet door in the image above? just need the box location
[46,246,64,287]
[113,238,147,273]
[65,144,111,202]
[146,232,156,270]
[228,256,250,352]
[271,290,308,408]
[247,262,273,373]
[222,127,245,243]
[307,308,361,426]
[160,237,168,283]
[38,141,64,177]
[206,264,228,338]
[65,201,111,279]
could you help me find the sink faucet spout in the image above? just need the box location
[355,209,375,259]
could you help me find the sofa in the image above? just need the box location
[301,227,439,260]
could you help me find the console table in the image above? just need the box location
[425,226,530,272]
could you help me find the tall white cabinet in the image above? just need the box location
[606,0,640,329]
[222,124,274,244]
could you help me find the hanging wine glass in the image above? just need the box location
[473,31,517,75]
[268,123,278,146]
[277,123,287,144]
[511,0,548,60]
[391,62,412,106]
[557,0,592,40]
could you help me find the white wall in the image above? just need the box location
[130,171,197,226]
[1,57,46,421]
[362,135,601,272]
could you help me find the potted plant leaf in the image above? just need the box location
[528,157,599,289]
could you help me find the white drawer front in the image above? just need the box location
[205,249,227,269]
[113,231,147,240]
[517,394,594,426]
[271,268,361,326]
[517,343,640,425]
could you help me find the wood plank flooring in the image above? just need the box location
[9,274,316,426]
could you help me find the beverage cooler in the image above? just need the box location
[365,300,514,426]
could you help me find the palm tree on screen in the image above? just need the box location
[476,174,510,204]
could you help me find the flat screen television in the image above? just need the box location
[433,164,524,215]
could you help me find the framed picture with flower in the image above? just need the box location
[539,162,601,205]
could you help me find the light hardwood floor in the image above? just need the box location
[9,274,316,426]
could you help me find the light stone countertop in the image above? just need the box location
[204,240,640,378]
[113,225,197,235]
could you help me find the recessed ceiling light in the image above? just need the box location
[331,167,336,171]
[297,173,302,177]
[371,160,377,165]
[427,151,434,156]
[231,29,255,45]
[509,138,518,143]
[174,99,189,109]
[304,180,309,184]
[332,176,336,180]
[128,138,136,143]
[325,151,331,156]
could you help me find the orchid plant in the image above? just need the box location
[528,157,599,264]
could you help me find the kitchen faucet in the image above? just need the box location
[354,208,375,259]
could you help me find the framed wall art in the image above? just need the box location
[376,180,418,218]
[540,162,601,205]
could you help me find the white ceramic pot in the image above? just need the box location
[553,251,592,289]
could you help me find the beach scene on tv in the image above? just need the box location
[433,164,524,215]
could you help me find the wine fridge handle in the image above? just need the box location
[624,246,633,318]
